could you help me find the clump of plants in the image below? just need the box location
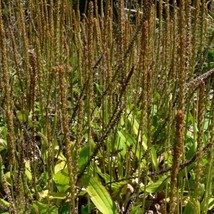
[0,0,213,213]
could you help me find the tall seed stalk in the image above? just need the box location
[0,0,16,166]
[58,66,76,213]
[202,95,214,213]
[86,1,94,171]
[140,5,149,213]
[0,2,16,212]
[194,81,205,200]
[15,0,30,111]
[170,110,184,214]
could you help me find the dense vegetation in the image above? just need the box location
[0,0,213,213]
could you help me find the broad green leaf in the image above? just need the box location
[120,130,135,147]
[54,147,67,161]
[79,146,90,170]
[127,113,139,135]
[117,130,127,156]
[59,202,71,213]
[117,130,146,158]
[183,201,194,214]
[53,167,70,193]
[32,202,58,214]
[54,161,66,174]
[77,143,96,169]
[85,176,118,214]
[141,175,168,193]
[17,111,27,123]
[183,199,200,214]
[131,205,143,214]
[96,165,111,183]
[111,181,129,199]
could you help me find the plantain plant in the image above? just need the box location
[0,0,213,213]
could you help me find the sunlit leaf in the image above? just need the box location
[85,176,118,214]
[53,167,70,193]
[117,130,128,156]
[25,160,32,181]
[111,181,129,199]
[208,198,214,211]
[38,190,49,199]
[38,190,67,200]
[151,146,158,170]
[0,199,9,208]
[0,138,7,152]
[96,166,111,183]
[127,113,139,135]
[48,192,68,200]
[54,161,66,174]
[141,175,168,193]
